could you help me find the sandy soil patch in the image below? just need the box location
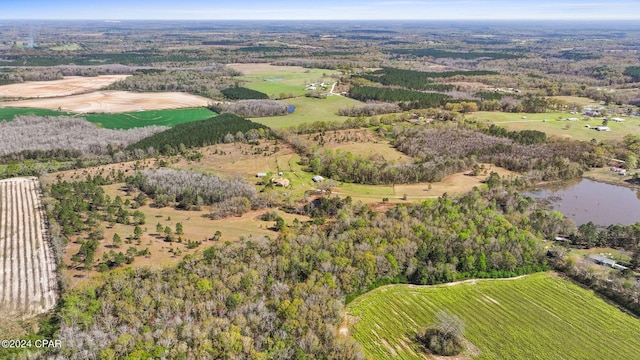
[0,75,129,99]
[0,90,211,113]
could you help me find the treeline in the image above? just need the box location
[356,68,497,91]
[484,125,547,145]
[126,114,269,155]
[623,66,640,82]
[211,100,289,117]
[337,103,400,117]
[299,124,584,185]
[107,66,236,99]
[0,116,167,159]
[128,169,260,211]
[348,86,451,109]
[388,48,523,60]
[47,180,554,359]
[221,87,269,100]
[395,125,586,181]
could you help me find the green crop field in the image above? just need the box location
[0,107,216,129]
[347,272,640,360]
[0,107,65,120]
[251,95,361,128]
[82,108,217,129]
[468,111,640,142]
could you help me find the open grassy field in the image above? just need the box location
[347,272,640,360]
[251,96,361,128]
[228,63,342,98]
[468,111,640,142]
[0,107,216,129]
[0,107,65,120]
[335,165,516,204]
[82,108,216,129]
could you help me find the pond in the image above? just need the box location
[526,178,640,226]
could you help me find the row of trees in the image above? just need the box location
[211,100,289,117]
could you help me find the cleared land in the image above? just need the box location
[347,272,640,360]
[251,96,361,128]
[336,165,516,203]
[0,177,57,316]
[228,63,341,98]
[0,75,129,99]
[0,90,211,113]
[468,111,640,142]
[82,108,216,129]
[64,182,310,288]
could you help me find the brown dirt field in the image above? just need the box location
[227,63,310,75]
[0,90,211,113]
[0,75,130,99]
[172,141,299,177]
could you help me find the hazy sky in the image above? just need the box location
[3,0,640,20]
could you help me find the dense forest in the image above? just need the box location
[0,116,167,159]
[356,68,497,91]
[348,86,451,109]
[127,114,269,154]
[221,87,270,100]
[46,178,555,359]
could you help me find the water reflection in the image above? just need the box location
[526,178,640,226]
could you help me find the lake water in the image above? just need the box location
[526,178,640,226]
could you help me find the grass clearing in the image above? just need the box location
[335,165,516,204]
[252,96,361,128]
[0,107,216,129]
[229,63,341,98]
[468,111,640,142]
[347,272,640,360]
[82,108,216,129]
[0,107,64,120]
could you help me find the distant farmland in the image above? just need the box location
[0,107,216,129]
[0,177,57,316]
[347,273,640,360]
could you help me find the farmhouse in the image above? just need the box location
[595,126,611,131]
[256,172,267,178]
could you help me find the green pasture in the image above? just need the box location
[348,272,640,360]
[82,108,216,129]
[0,107,64,120]
[251,96,361,128]
[468,111,640,142]
[0,107,216,129]
[239,67,341,98]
